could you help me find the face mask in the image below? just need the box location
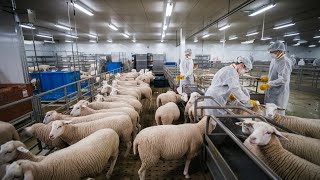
[270,54,277,59]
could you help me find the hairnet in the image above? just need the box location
[268,41,286,52]
[237,56,253,71]
[185,49,192,55]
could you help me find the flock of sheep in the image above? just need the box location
[1,68,320,180]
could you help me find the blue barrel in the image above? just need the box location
[164,62,177,66]
[106,62,122,73]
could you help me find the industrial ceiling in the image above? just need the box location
[1,0,320,46]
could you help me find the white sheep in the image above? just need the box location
[265,103,320,139]
[111,84,142,102]
[0,121,20,145]
[43,110,72,124]
[49,115,132,157]
[110,88,141,101]
[95,94,142,113]
[0,141,45,165]
[247,121,320,179]
[3,129,119,180]
[115,80,138,86]
[135,74,151,84]
[184,92,201,116]
[188,101,207,123]
[156,91,188,107]
[155,102,180,125]
[22,123,68,149]
[133,116,215,179]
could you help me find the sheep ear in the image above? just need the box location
[235,122,243,126]
[63,120,73,125]
[243,121,255,127]
[273,128,289,141]
[24,170,34,180]
[17,146,29,153]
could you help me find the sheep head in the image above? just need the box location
[131,69,137,73]
[49,120,72,140]
[188,92,201,104]
[70,101,89,117]
[264,103,285,119]
[95,94,105,102]
[235,120,255,135]
[180,93,188,102]
[0,141,29,164]
[247,122,288,146]
[43,110,58,124]
[3,160,34,180]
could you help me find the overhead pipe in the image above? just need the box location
[186,0,256,40]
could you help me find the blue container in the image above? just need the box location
[164,62,177,66]
[29,73,40,79]
[40,71,80,100]
[106,62,122,73]
[154,76,167,87]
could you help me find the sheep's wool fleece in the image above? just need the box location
[18,129,119,180]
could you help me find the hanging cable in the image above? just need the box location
[67,1,76,71]
[72,0,81,70]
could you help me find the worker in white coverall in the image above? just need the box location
[260,41,292,115]
[177,49,194,94]
[204,56,254,116]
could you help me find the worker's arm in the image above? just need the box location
[268,60,291,87]
[227,76,250,103]
[186,60,194,76]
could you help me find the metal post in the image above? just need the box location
[31,96,44,123]
[64,86,69,108]
[77,82,82,100]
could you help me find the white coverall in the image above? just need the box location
[204,65,250,116]
[178,58,194,94]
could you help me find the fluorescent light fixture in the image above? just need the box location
[261,37,272,40]
[65,34,78,38]
[44,40,55,43]
[284,32,300,37]
[122,33,129,38]
[132,39,136,43]
[20,24,35,29]
[194,39,198,42]
[163,25,167,31]
[36,34,52,39]
[160,39,164,43]
[229,36,238,40]
[54,24,71,30]
[65,40,73,43]
[293,37,300,41]
[107,39,113,43]
[165,2,173,17]
[249,3,276,16]
[246,32,259,36]
[108,24,118,31]
[298,40,307,44]
[241,39,255,44]
[273,23,295,30]
[88,34,97,38]
[292,43,300,46]
[220,39,226,43]
[73,3,94,16]
[89,40,97,43]
[313,35,320,39]
[309,45,316,47]
[202,34,210,38]
[219,24,230,31]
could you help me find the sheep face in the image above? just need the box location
[100,85,111,94]
[248,122,287,145]
[235,120,255,135]
[70,101,89,116]
[0,141,29,163]
[95,94,104,102]
[188,92,201,104]
[43,110,57,124]
[265,103,280,119]
[49,121,72,140]
[180,93,188,102]
[3,161,25,180]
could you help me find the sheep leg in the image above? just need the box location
[124,141,132,157]
[106,149,119,179]
[183,159,191,179]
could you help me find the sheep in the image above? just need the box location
[95,94,142,113]
[70,101,134,115]
[136,74,151,84]
[70,105,141,133]
[110,88,141,101]
[184,92,201,116]
[237,120,320,166]
[21,123,68,149]
[43,110,72,124]
[0,121,20,145]
[49,116,132,157]
[188,101,207,123]
[155,102,180,125]
[0,141,45,165]
[265,104,320,139]
[133,116,215,179]
[156,91,188,107]
[247,121,320,179]
[115,80,138,86]
[3,129,119,180]
[110,84,142,102]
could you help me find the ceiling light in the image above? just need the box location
[20,24,35,29]
[309,45,316,47]
[194,39,198,42]
[298,40,307,44]
[44,40,55,43]
[65,40,73,43]
[249,3,276,16]
[165,2,173,17]
[54,24,71,30]
[36,34,52,39]
[220,39,226,43]
[122,33,129,38]
[246,32,259,36]
[88,34,97,38]
[132,39,136,43]
[273,23,295,30]
[313,35,320,39]
[241,39,255,44]
[73,3,93,16]
[284,32,300,37]
[107,39,113,43]
[163,25,167,31]
[202,34,210,38]
[65,34,78,38]
[160,39,164,43]
[219,24,230,31]
[89,40,96,43]
[293,37,300,41]
[108,24,118,31]
[261,37,272,40]
[292,43,300,46]
[229,36,238,40]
